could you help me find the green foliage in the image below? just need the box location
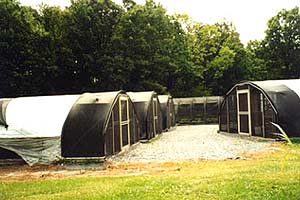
[249,7,300,80]
[114,0,194,96]
[245,40,268,80]
[61,0,125,93]
[0,0,51,96]
[187,21,248,95]
[271,122,293,145]
[1,1,299,98]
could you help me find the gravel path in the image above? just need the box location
[110,125,273,163]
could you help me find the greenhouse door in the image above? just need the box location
[153,98,158,137]
[119,96,130,150]
[237,89,252,135]
[167,101,171,128]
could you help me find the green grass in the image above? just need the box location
[1,143,300,200]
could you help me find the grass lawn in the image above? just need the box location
[1,142,300,200]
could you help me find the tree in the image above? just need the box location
[0,0,51,97]
[187,21,248,95]
[261,7,300,79]
[38,5,66,94]
[0,0,258,98]
[114,0,194,95]
[245,40,268,80]
[60,0,124,93]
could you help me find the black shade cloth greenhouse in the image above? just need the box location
[62,91,140,157]
[127,91,163,140]
[158,95,176,130]
[219,79,300,138]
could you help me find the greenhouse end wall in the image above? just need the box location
[219,84,278,138]
[174,96,223,124]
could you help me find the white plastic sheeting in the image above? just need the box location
[5,95,80,137]
[0,95,80,165]
[0,126,61,165]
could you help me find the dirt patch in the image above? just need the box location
[241,143,285,160]
[0,144,282,182]
[0,125,279,182]
[0,161,187,182]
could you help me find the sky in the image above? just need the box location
[20,0,300,45]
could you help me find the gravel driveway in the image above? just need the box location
[110,125,273,163]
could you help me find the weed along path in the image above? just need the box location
[111,125,272,163]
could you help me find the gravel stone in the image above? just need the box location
[110,125,272,163]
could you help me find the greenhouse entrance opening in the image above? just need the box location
[119,96,130,150]
[153,98,158,137]
[237,89,251,135]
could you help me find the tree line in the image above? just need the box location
[1,0,300,98]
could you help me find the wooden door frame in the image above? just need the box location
[153,98,158,135]
[237,89,252,135]
[119,95,130,150]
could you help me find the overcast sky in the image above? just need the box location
[20,0,300,45]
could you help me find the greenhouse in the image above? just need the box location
[0,91,140,165]
[219,79,300,138]
[127,91,163,140]
[158,95,176,130]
